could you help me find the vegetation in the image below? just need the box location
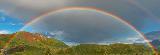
[56,44,155,55]
[0,31,159,55]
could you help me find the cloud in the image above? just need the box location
[0,0,68,21]
[127,37,140,41]
[127,36,146,43]
[0,30,10,34]
[10,23,16,26]
[25,9,142,43]
[50,31,63,36]
[14,0,66,8]
[0,0,159,43]
[1,0,160,32]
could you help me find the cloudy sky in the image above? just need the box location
[0,0,160,44]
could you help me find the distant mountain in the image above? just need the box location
[145,31,160,49]
[145,31,160,40]
[150,39,160,49]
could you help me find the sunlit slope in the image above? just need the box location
[0,31,68,55]
[9,31,67,47]
[0,34,12,48]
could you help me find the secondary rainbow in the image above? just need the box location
[4,7,158,54]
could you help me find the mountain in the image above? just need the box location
[10,31,67,47]
[145,31,160,50]
[145,31,160,40]
[0,31,156,55]
[150,39,160,49]
[0,31,68,55]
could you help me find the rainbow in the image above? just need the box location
[4,7,158,54]
[127,0,159,20]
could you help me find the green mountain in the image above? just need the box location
[0,31,68,55]
[0,31,158,55]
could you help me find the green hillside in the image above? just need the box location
[0,31,68,55]
[0,31,158,55]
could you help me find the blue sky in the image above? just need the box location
[0,11,24,33]
[0,0,160,44]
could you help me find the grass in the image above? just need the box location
[0,32,158,55]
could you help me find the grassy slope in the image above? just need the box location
[0,31,68,55]
[0,31,157,55]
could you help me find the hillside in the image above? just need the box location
[0,31,68,55]
[0,31,158,55]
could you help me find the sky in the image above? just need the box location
[0,11,24,33]
[26,9,142,43]
[0,0,160,44]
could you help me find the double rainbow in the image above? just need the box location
[3,7,158,55]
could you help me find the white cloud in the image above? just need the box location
[10,23,16,26]
[126,34,146,43]
[50,31,64,36]
[127,37,140,41]
[0,30,10,34]
[127,36,148,43]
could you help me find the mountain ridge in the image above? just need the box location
[0,31,157,55]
